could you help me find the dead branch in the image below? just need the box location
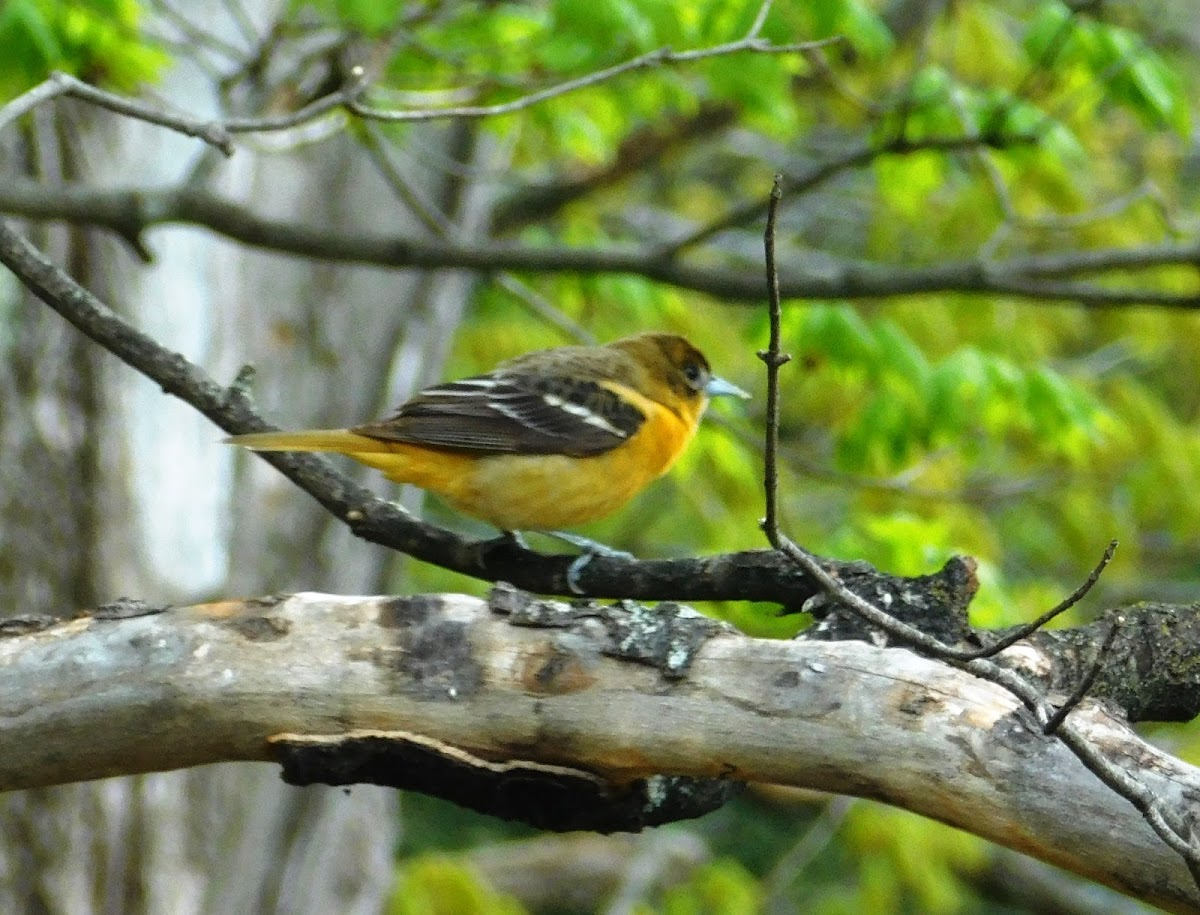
[0,591,1197,911]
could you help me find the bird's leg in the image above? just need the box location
[472,529,530,566]
[539,531,635,595]
[543,530,634,559]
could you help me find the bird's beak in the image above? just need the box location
[705,376,751,399]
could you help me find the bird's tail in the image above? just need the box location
[225,429,394,453]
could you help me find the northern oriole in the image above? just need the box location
[228,332,748,534]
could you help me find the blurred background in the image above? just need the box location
[0,0,1194,911]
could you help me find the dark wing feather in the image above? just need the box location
[351,373,645,456]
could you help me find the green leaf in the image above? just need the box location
[873,320,931,390]
[807,0,893,59]
[908,64,952,104]
[803,304,880,365]
[661,859,763,915]
[0,1,63,69]
[1023,0,1073,62]
[839,0,894,60]
[391,857,526,915]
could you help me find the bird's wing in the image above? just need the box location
[351,372,646,456]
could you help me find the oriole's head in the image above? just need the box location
[607,333,749,413]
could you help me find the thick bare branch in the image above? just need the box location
[2,179,1199,307]
[0,591,1196,911]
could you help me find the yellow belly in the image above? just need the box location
[449,451,659,530]
[352,402,696,530]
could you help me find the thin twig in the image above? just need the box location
[964,539,1117,660]
[360,127,595,344]
[148,0,248,63]
[799,45,880,115]
[761,796,853,906]
[878,0,946,136]
[494,275,598,345]
[360,125,454,236]
[222,68,370,133]
[219,0,261,46]
[350,37,842,124]
[0,68,370,154]
[747,0,775,37]
[0,72,233,154]
[759,175,789,544]
[1043,617,1122,736]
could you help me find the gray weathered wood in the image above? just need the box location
[0,591,1195,911]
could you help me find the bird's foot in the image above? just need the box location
[474,530,634,594]
[541,531,635,595]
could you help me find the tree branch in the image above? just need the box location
[0,71,234,154]
[492,102,739,234]
[758,179,1200,887]
[348,37,842,124]
[1,590,1197,911]
[3,179,1200,307]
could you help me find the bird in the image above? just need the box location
[227,332,748,584]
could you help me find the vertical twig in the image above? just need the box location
[759,174,790,547]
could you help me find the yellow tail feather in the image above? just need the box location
[225,429,393,453]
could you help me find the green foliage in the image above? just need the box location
[1024,1,1190,135]
[0,0,166,93]
[390,856,526,915]
[841,806,990,914]
[658,859,762,915]
[314,0,406,35]
[791,304,1108,476]
[805,0,894,60]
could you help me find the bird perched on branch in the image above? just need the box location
[228,332,748,583]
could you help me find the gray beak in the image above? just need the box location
[705,375,751,399]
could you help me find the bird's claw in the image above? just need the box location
[555,533,635,595]
[567,552,593,595]
[543,530,633,560]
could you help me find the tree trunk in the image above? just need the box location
[0,4,501,908]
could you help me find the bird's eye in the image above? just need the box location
[683,361,705,390]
